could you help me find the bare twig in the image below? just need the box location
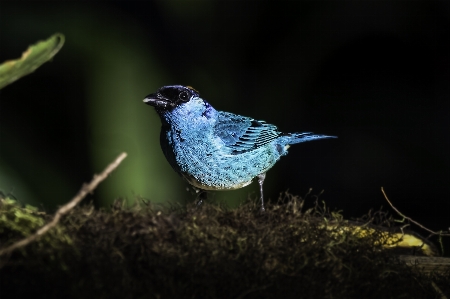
[431,281,448,299]
[381,187,450,237]
[0,152,128,256]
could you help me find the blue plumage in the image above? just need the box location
[144,85,335,211]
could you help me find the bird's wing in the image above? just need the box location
[214,111,281,153]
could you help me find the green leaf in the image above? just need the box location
[0,33,65,90]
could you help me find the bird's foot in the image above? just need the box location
[195,190,207,209]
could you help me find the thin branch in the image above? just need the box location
[381,187,450,237]
[0,152,128,256]
[431,281,448,299]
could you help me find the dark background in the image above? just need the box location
[1,2,449,253]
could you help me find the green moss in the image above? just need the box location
[0,197,72,268]
[0,197,72,246]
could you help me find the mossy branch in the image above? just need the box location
[0,152,127,256]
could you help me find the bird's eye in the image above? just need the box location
[179,91,189,102]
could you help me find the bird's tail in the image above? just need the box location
[279,132,337,145]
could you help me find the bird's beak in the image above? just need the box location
[143,93,172,109]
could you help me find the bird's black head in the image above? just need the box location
[143,85,200,110]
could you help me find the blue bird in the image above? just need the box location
[144,85,335,211]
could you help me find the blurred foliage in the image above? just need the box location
[0,4,181,208]
[0,33,69,207]
[0,33,65,90]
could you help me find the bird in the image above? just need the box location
[143,85,335,212]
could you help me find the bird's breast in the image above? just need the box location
[161,125,280,190]
[181,172,253,190]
